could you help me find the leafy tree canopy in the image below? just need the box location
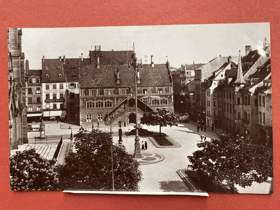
[187,134,273,192]
[58,128,142,191]
[140,108,178,134]
[10,149,59,191]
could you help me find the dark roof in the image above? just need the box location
[63,58,90,82]
[89,50,134,65]
[42,59,66,83]
[242,50,260,63]
[80,64,172,88]
[185,64,205,70]
[28,70,42,77]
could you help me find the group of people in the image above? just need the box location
[200,132,207,142]
[197,124,206,132]
[141,141,148,150]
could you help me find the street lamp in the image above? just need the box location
[130,52,142,158]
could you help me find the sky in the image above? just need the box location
[22,23,270,69]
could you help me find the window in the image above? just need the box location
[143,89,148,94]
[244,112,247,120]
[86,114,92,122]
[28,97,32,104]
[36,87,40,93]
[99,89,104,96]
[46,84,49,90]
[206,91,210,97]
[53,94,57,100]
[105,100,113,107]
[238,112,241,120]
[158,88,163,94]
[53,84,57,89]
[61,104,64,110]
[106,90,111,96]
[60,84,63,89]
[259,96,261,106]
[72,73,77,79]
[248,95,250,105]
[37,97,40,103]
[36,78,40,83]
[263,96,265,107]
[28,107,32,112]
[213,101,216,107]
[259,112,262,124]
[255,98,258,106]
[28,88,32,94]
[161,98,168,105]
[237,98,240,105]
[142,98,148,104]
[137,88,142,94]
[263,113,265,124]
[58,66,61,70]
[32,78,36,83]
[207,100,210,107]
[120,89,126,95]
[53,104,57,109]
[151,99,159,105]
[59,74,62,78]
[70,83,76,89]
[96,101,103,108]
[230,104,232,113]
[46,94,50,99]
[165,87,169,93]
[244,96,247,105]
[86,101,93,108]
[46,74,49,78]
[84,89,89,96]
[60,93,63,99]
[97,114,103,121]
[45,66,48,70]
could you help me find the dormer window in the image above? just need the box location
[45,66,49,70]
[46,74,49,78]
[71,65,75,69]
[72,73,77,79]
[58,66,61,70]
[59,74,62,78]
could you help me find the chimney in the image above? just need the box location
[228,56,232,63]
[63,55,66,64]
[97,55,100,69]
[151,55,154,67]
[81,53,83,61]
[137,69,140,83]
[95,45,101,51]
[42,55,45,62]
[245,45,252,56]
[181,64,184,71]
[59,56,61,61]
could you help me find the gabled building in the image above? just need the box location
[26,61,42,122]
[79,48,173,127]
[8,28,28,149]
[41,56,67,120]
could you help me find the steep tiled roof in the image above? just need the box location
[89,50,134,65]
[63,58,90,82]
[42,58,66,83]
[80,64,172,88]
[28,69,42,77]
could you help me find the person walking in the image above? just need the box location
[200,133,204,142]
[145,141,148,150]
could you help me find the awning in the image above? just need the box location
[43,110,66,117]
[27,113,42,117]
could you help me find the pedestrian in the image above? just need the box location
[204,135,207,141]
[142,141,145,151]
[211,124,214,131]
[203,125,206,132]
[145,141,148,150]
[97,119,99,127]
[197,125,200,132]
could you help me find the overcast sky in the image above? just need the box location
[22,23,270,69]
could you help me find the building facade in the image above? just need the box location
[79,48,174,127]
[8,28,28,149]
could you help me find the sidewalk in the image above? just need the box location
[189,121,224,137]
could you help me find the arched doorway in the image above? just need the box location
[129,113,136,123]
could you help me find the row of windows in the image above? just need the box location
[86,114,103,122]
[28,87,41,94]
[141,98,168,105]
[45,84,64,90]
[86,100,113,108]
[27,106,41,112]
[29,77,40,84]
[45,74,63,78]
[45,103,64,110]
[224,89,234,100]
[28,97,41,104]
[46,93,64,100]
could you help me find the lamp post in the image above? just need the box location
[130,52,142,158]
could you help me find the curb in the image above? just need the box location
[148,136,181,148]
[176,169,206,193]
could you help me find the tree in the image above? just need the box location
[187,134,273,193]
[58,128,142,191]
[10,149,60,191]
[140,108,178,135]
